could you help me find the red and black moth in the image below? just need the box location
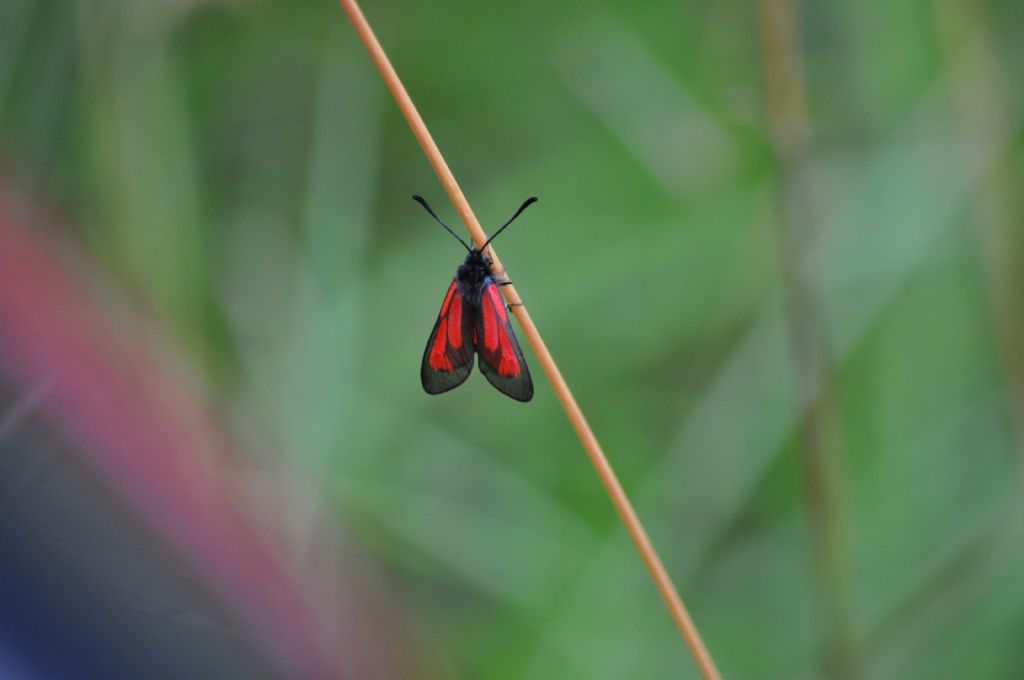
[414,195,536,402]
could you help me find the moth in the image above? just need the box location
[414,195,536,402]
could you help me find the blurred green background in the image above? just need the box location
[3,0,1024,677]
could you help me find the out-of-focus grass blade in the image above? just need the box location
[518,71,1014,678]
[0,1,37,120]
[556,17,740,201]
[0,1,33,103]
[77,5,218,364]
[278,32,379,484]
[3,2,75,191]
[337,419,596,611]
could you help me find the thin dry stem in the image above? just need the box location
[336,1,722,678]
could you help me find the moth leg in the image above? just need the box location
[492,277,519,309]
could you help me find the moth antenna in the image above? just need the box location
[412,195,471,251]
[482,197,538,251]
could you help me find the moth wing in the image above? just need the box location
[421,280,475,394]
[474,280,533,402]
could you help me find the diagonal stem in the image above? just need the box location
[336,1,722,678]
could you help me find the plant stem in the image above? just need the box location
[336,1,722,677]
[757,0,859,677]
[933,0,1024,472]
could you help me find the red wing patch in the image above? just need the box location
[474,281,533,401]
[421,280,474,394]
[480,285,520,376]
[428,284,464,370]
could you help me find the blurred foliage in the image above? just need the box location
[2,0,1024,677]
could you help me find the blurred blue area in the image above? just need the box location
[0,379,274,679]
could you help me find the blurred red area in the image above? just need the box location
[0,180,425,679]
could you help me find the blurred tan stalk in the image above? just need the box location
[757,0,860,677]
[933,0,1024,469]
